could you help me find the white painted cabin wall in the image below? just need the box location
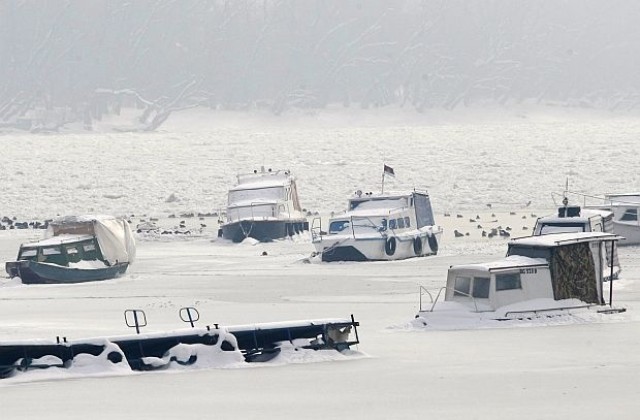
[492,269,554,309]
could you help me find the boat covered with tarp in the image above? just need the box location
[5,215,136,284]
[415,232,625,328]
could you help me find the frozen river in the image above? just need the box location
[0,113,639,419]
[1,112,639,219]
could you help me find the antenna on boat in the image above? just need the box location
[562,177,570,207]
[381,164,395,194]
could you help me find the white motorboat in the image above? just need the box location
[592,193,640,245]
[311,190,443,262]
[533,203,620,279]
[219,167,308,242]
[559,189,640,245]
[415,232,625,326]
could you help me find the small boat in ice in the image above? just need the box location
[5,215,136,284]
[533,202,620,279]
[415,232,624,326]
[312,190,443,262]
[589,193,640,245]
[219,167,308,243]
[533,204,614,236]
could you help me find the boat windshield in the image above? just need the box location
[329,217,387,234]
[18,239,103,266]
[537,223,586,235]
[228,186,284,204]
[18,248,38,261]
[329,220,351,234]
[620,208,638,221]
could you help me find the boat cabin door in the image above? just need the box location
[311,217,323,242]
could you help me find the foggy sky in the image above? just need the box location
[2,0,640,115]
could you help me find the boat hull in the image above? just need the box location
[6,260,129,284]
[612,221,640,245]
[221,219,308,243]
[317,229,442,262]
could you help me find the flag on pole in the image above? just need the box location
[383,164,395,177]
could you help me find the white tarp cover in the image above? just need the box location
[47,215,136,264]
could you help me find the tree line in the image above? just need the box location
[1,0,639,131]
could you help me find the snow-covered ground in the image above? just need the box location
[0,113,639,419]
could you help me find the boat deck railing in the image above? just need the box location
[500,304,595,319]
[419,286,480,313]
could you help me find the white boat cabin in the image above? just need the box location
[533,206,613,235]
[327,191,436,236]
[441,232,622,313]
[533,205,620,279]
[225,168,303,223]
[312,190,442,261]
[590,193,640,245]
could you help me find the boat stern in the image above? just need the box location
[5,260,27,278]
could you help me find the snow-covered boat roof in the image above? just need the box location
[510,231,623,247]
[49,215,120,225]
[44,214,136,264]
[581,208,615,217]
[537,206,613,223]
[605,192,640,199]
[342,207,406,218]
[349,191,423,201]
[537,208,613,224]
[230,178,289,191]
[231,169,293,191]
[451,255,548,272]
[347,194,410,210]
[22,234,95,248]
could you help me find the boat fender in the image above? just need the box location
[385,237,397,256]
[427,233,439,253]
[413,236,423,255]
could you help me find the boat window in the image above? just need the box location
[495,272,522,291]
[507,245,551,260]
[453,276,471,296]
[65,245,79,255]
[389,219,397,229]
[65,244,82,263]
[538,223,584,234]
[620,208,638,221]
[329,220,350,234]
[228,186,285,205]
[472,277,490,298]
[397,218,405,229]
[41,246,67,265]
[414,193,435,228]
[18,248,37,260]
[83,242,99,260]
[380,219,388,231]
[42,246,62,255]
[404,217,411,228]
